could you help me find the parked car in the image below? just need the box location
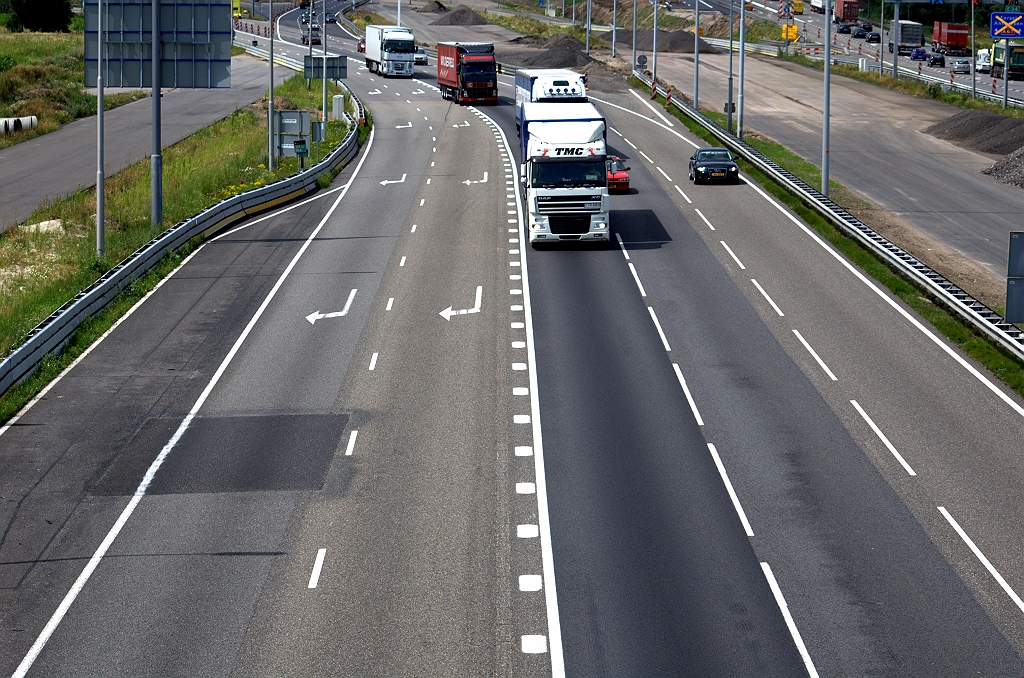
[414,46,428,65]
[952,58,971,74]
[357,38,366,52]
[910,47,927,60]
[928,53,945,67]
[866,31,880,43]
[606,156,630,193]
[852,28,867,39]
[688,148,740,185]
[837,23,853,34]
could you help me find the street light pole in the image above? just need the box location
[151,0,162,228]
[612,0,617,58]
[586,0,592,54]
[694,0,699,110]
[323,0,328,146]
[97,0,105,257]
[823,0,831,196]
[971,0,976,98]
[738,0,745,138]
[632,0,637,70]
[653,0,659,82]
[269,9,275,172]
[728,0,734,132]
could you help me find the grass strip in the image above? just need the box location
[626,77,1024,398]
[481,10,607,49]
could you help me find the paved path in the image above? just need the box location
[0,55,288,229]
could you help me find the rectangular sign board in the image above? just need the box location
[84,0,232,88]
[992,11,1024,37]
[304,54,348,80]
[275,110,311,157]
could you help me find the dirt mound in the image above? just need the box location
[431,5,489,25]
[926,109,1024,155]
[417,0,448,11]
[627,29,719,54]
[541,33,586,50]
[521,45,595,68]
[983,145,1024,188]
[509,35,546,45]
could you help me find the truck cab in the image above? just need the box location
[365,25,416,77]
[437,42,497,104]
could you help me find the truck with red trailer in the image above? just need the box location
[833,0,857,23]
[932,22,970,56]
[437,42,498,105]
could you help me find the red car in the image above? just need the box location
[357,38,366,53]
[606,156,630,193]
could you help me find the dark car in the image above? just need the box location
[606,156,630,193]
[866,31,880,43]
[837,23,853,34]
[910,47,927,60]
[928,52,945,67]
[689,148,740,184]
[853,28,867,39]
[860,21,872,31]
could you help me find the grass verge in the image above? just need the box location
[482,10,607,49]
[626,76,1024,399]
[348,9,393,30]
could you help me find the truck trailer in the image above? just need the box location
[888,20,923,55]
[365,25,416,77]
[437,42,498,104]
[834,0,857,23]
[932,22,970,56]
[519,102,610,244]
[810,0,823,14]
[992,41,1024,80]
[514,69,588,131]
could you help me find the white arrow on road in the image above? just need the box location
[462,172,488,186]
[440,286,483,321]
[307,288,358,325]
[380,173,407,186]
[368,88,382,95]
[396,121,412,128]
[452,120,471,128]
[411,88,426,94]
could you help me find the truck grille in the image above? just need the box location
[548,215,592,234]
[537,195,602,214]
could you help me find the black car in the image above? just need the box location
[860,21,872,31]
[852,28,867,39]
[689,148,740,184]
[866,31,880,43]
[928,53,945,67]
[837,23,853,34]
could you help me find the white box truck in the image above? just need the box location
[514,68,588,131]
[365,25,416,77]
[519,102,610,244]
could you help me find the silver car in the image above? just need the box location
[952,59,971,74]
[414,47,428,65]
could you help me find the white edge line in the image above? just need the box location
[628,88,675,126]
[472,105,565,676]
[938,506,1024,614]
[751,279,785,317]
[344,429,358,456]
[850,400,916,476]
[707,443,754,536]
[672,363,704,426]
[10,126,378,678]
[308,548,327,589]
[628,263,648,297]
[761,562,820,678]
[674,184,693,204]
[792,329,838,381]
[647,307,672,352]
[639,150,654,164]
[590,95,698,149]
[720,240,746,270]
[694,208,716,231]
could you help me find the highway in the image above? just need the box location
[6,8,1024,677]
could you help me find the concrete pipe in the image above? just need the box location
[1,116,38,135]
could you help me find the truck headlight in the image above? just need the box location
[594,222,607,229]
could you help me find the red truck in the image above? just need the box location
[932,22,970,56]
[834,0,857,23]
[437,42,498,105]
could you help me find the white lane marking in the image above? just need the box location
[628,88,676,127]
[511,321,525,328]
[514,414,531,424]
[308,548,327,588]
[419,198,425,206]
[648,307,672,351]
[426,178,431,185]
[473,105,564,673]
[513,362,528,370]
[520,574,543,590]
[512,304,524,311]
[672,364,704,426]
[792,329,837,381]
[851,400,916,476]
[938,506,1024,614]
[720,241,746,269]
[522,635,548,653]
[751,279,785,317]
[305,288,358,325]
[344,429,358,457]
[516,482,537,494]
[707,443,754,536]
[761,563,820,678]
[589,95,699,150]
[399,256,406,267]
[674,184,693,204]
[9,126,379,678]
[656,166,672,181]
[639,150,654,163]
[623,137,638,149]
[615,232,630,259]
[518,524,540,538]
[628,263,647,297]
[515,445,533,456]
[386,298,394,311]
[512,341,526,348]
[694,208,715,231]
[609,126,622,136]
[411,224,417,233]
[380,173,407,186]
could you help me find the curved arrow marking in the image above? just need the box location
[380,173,407,186]
[440,286,483,321]
[462,172,488,185]
[396,121,412,128]
[307,288,357,324]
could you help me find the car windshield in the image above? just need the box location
[383,39,415,53]
[532,161,606,188]
[697,150,732,162]
[607,160,626,173]
[463,62,495,74]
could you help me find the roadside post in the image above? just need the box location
[694,0,700,110]
[1006,232,1024,323]
[823,0,831,196]
[991,11,1023,108]
[728,0,734,133]
[653,0,659,83]
[738,0,746,138]
[612,0,617,57]
[96,0,104,257]
[322,0,328,152]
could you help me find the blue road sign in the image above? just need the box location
[992,12,1024,38]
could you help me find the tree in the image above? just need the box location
[9,0,72,32]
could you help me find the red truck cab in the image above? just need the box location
[437,42,498,105]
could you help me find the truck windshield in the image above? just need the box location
[383,39,415,53]
[462,62,495,74]
[532,161,605,188]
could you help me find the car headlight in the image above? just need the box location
[729,166,738,172]
[697,166,706,172]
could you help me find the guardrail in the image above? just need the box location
[0,66,365,396]
[632,69,1024,362]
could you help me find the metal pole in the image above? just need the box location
[892,1,898,78]
[728,0,734,132]
[308,5,314,87]
[97,0,105,257]
[632,0,637,69]
[694,0,699,110]
[738,0,745,138]
[586,0,591,54]
[323,0,328,144]
[269,9,275,172]
[612,0,617,58]
[823,0,830,196]
[1004,38,1010,108]
[653,0,659,82]
[971,0,976,98]
[151,0,162,228]
[879,0,884,72]
[398,0,401,26]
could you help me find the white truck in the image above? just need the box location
[514,68,588,132]
[888,20,923,55]
[977,47,991,74]
[518,102,609,244]
[365,25,416,77]
[810,0,824,14]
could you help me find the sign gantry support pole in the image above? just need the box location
[269,9,275,171]
[612,0,617,58]
[1004,37,1010,108]
[151,0,162,228]
[323,0,328,159]
[728,0,734,132]
[823,0,831,196]
[971,0,976,98]
[97,0,105,257]
[586,0,592,54]
[694,0,699,110]
[653,0,658,83]
[738,0,745,138]
[632,0,637,72]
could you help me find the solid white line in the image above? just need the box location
[656,166,672,181]
[761,562,820,678]
[628,263,647,297]
[386,297,394,311]
[751,279,785,317]
[938,506,1024,614]
[720,241,746,269]
[628,88,676,127]
[308,548,327,588]
[473,106,564,675]
[707,444,754,536]
[589,95,700,150]
[674,184,693,204]
[648,307,672,351]
[368,352,378,370]
[340,288,357,315]
[344,430,358,456]
[694,208,715,231]
[850,400,916,476]
[639,150,654,164]
[10,126,378,678]
[672,364,704,426]
[792,329,838,381]
[615,232,630,260]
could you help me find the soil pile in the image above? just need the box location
[983,145,1024,188]
[431,5,489,25]
[417,0,448,11]
[926,109,1024,155]
[627,29,719,54]
[509,34,546,45]
[518,34,595,68]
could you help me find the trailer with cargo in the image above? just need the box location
[810,0,823,14]
[436,42,498,104]
[932,22,970,56]
[992,42,1024,80]
[834,0,857,23]
[364,25,416,77]
[888,20,923,55]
